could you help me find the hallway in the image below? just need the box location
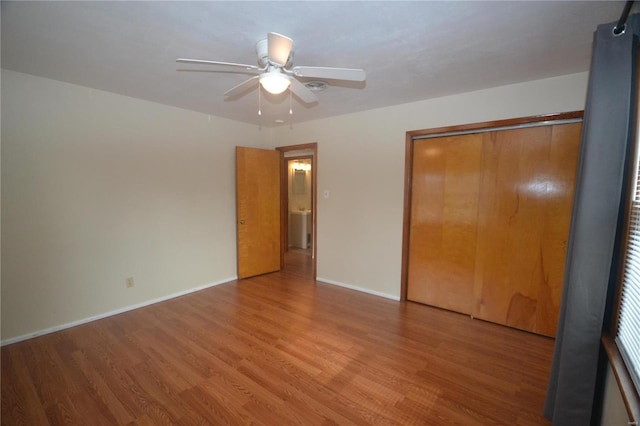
[283,247,313,278]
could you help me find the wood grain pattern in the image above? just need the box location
[473,123,580,336]
[406,121,580,337]
[473,126,552,333]
[236,146,281,279]
[407,133,483,314]
[2,250,554,425]
[536,123,582,336]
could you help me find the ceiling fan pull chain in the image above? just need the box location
[289,90,293,115]
[258,83,262,116]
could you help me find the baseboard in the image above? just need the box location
[316,277,400,301]
[1,277,237,347]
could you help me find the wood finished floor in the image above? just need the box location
[1,250,554,425]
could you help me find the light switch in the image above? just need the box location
[323,190,330,199]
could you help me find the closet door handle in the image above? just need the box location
[239,220,246,225]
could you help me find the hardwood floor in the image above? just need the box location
[2,250,553,425]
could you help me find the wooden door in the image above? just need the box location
[406,121,581,337]
[236,147,280,279]
[472,123,581,336]
[407,133,483,314]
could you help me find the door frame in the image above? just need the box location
[276,142,318,279]
[400,111,584,301]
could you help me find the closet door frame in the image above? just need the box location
[400,111,584,302]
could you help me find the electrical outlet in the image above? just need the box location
[126,277,135,288]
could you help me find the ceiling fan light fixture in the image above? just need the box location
[260,73,291,95]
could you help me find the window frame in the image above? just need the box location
[601,335,640,422]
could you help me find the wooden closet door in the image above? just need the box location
[472,123,581,336]
[406,122,580,337]
[407,133,483,314]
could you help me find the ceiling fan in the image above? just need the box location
[177,32,366,104]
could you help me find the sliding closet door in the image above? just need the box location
[473,123,581,336]
[407,133,483,314]
[406,120,581,337]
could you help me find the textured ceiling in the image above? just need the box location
[1,1,629,127]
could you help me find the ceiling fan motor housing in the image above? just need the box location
[256,38,293,68]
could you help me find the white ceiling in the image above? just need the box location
[1,1,630,127]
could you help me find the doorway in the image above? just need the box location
[276,143,317,279]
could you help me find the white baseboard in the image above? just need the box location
[1,277,237,347]
[316,277,400,301]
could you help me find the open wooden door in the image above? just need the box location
[236,147,280,279]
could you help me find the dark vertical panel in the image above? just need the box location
[544,16,637,424]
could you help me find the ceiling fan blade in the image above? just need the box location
[292,66,366,82]
[177,58,261,72]
[224,75,260,98]
[289,78,318,104]
[267,32,293,66]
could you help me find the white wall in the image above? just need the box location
[271,72,590,299]
[1,70,266,342]
[600,363,630,425]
